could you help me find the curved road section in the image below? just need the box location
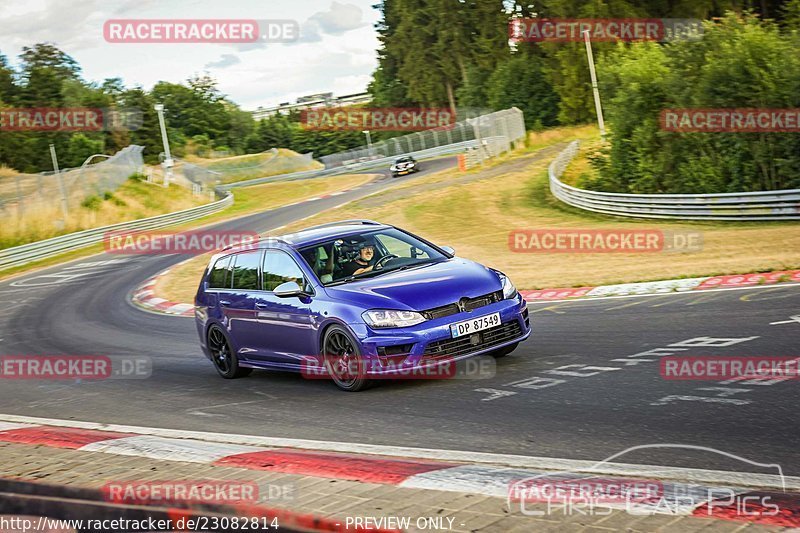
[1,155,799,478]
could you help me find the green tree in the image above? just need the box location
[486,49,560,129]
[588,13,800,194]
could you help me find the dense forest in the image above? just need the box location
[371,0,800,192]
[0,44,369,170]
[2,1,800,192]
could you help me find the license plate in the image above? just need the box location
[450,312,501,338]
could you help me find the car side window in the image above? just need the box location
[208,256,231,288]
[376,234,430,259]
[230,251,261,291]
[262,250,305,292]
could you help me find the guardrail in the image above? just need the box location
[0,109,526,270]
[0,192,233,271]
[221,140,480,189]
[549,141,800,221]
[0,140,479,271]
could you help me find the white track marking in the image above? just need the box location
[0,421,38,431]
[401,466,747,515]
[401,464,536,497]
[525,282,800,305]
[771,315,800,325]
[0,414,795,490]
[80,435,261,463]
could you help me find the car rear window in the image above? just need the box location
[208,256,230,289]
[230,252,261,291]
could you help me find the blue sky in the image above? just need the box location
[0,0,380,110]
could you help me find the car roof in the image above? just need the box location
[280,221,392,248]
[214,221,393,257]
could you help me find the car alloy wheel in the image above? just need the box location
[323,325,370,392]
[207,325,252,379]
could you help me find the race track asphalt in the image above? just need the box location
[1,155,798,477]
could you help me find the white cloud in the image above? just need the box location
[0,0,380,109]
[308,1,366,35]
[204,54,241,69]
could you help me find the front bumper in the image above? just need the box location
[349,294,530,376]
[391,166,415,175]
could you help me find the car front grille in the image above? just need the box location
[422,320,522,360]
[422,291,503,320]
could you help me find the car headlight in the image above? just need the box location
[362,309,426,328]
[500,274,518,299]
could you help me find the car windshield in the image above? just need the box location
[395,157,413,163]
[299,228,447,285]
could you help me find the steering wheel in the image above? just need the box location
[374,254,399,270]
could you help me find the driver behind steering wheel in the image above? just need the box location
[341,239,376,277]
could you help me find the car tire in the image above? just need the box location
[207,325,252,379]
[490,342,519,358]
[322,325,371,392]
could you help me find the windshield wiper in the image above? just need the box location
[326,260,440,286]
[327,268,387,286]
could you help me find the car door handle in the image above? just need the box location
[219,300,231,306]
[255,302,270,308]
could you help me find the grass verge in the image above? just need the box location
[264,126,800,290]
[1,178,207,249]
[0,173,374,282]
[183,148,323,184]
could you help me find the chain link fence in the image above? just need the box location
[319,108,526,169]
[0,145,144,234]
[177,149,321,190]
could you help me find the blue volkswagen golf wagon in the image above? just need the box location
[195,220,531,391]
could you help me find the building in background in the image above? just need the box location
[252,92,372,120]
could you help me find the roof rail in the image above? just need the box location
[302,219,383,232]
[220,235,287,252]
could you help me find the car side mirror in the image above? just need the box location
[441,246,455,256]
[273,281,304,298]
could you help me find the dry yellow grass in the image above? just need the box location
[270,134,800,290]
[1,179,206,248]
[526,124,597,151]
[0,165,18,179]
[154,125,800,303]
[560,139,604,186]
[155,173,374,303]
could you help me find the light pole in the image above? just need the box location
[362,130,373,158]
[50,143,69,220]
[583,29,606,139]
[154,104,173,185]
